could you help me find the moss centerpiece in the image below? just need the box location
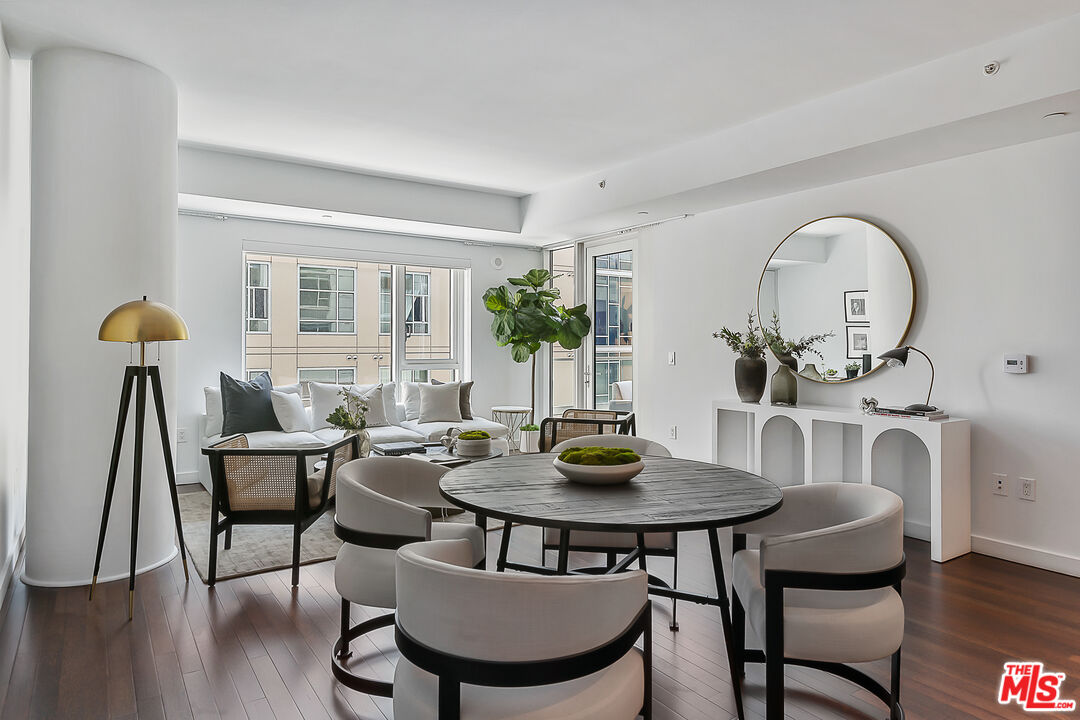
[454,429,492,457]
[552,446,645,485]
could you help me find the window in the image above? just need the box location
[405,271,430,335]
[298,265,355,333]
[246,369,269,381]
[246,261,270,332]
[298,367,356,385]
[379,270,392,334]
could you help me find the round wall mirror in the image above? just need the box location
[757,216,915,383]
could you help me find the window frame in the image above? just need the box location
[404,270,431,337]
[378,269,392,335]
[296,264,357,335]
[245,260,271,334]
[298,367,357,392]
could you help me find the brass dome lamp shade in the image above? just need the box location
[90,296,191,619]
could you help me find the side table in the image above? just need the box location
[490,405,532,450]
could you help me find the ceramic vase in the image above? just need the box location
[734,355,768,403]
[519,429,540,454]
[770,364,798,406]
[776,353,798,371]
[346,428,371,458]
[800,363,822,381]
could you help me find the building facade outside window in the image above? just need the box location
[246,261,270,333]
[298,367,356,385]
[298,265,356,333]
[405,271,430,335]
[378,270,392,334]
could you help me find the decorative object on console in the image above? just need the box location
[861,396,879,414]
[846,326,871,360]
[824,368,838,380]
[799,363,823,381]
[518,423,540,453]
[326,386,371,457]
[846,361,861,379]
[483,268,591,420]
[552,446,644,485]
[770,364,798,406]
[758,216,915,383]
[714,310,769,403]
[878,345,939,412]
[762,312,834,371]
[91,296,191,619]
[862,352,873,374]
[844,289,870,323]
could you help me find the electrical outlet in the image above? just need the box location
[1019,477,1036,501]
[992,473,1007,496]
[668,425,678,440]
[177,428,188,443]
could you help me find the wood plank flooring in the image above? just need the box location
[1,523,1078,719]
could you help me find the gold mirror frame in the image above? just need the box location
[756,216,916,384]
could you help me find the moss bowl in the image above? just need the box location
[552,446,644,485]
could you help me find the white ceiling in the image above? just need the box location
[2,1,1077,194]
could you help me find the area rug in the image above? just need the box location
[179,488,494,584]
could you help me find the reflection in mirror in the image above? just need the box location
[758,217,914,382]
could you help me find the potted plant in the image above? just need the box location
[455,429,492,457]
[762,312,835,370]
[519,423,540,454]
[845,361,861,379]
[483,268,591,421]
[326,387,371,457]
[714,310,768,403]
[552,446,644,485]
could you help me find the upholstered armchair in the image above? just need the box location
[731,482,906,720]
[201,433,358,586]
[544,434,681,630]
[331,456,486,697]
[393,538,652,720]
[538,408,636,452]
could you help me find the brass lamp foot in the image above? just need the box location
[88,575,98,601]
[128,590,134,621]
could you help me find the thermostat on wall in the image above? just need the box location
[1003,354,1029,374]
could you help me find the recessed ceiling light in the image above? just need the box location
[1043,112,1069,120]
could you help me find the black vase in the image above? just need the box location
[735,355,768,403]
[776,353,798,371]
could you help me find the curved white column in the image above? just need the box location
[25,48,179,586]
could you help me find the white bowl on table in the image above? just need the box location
[552,458,644,485]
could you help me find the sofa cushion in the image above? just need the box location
[399,417,509,442]
[431,379,474,419]
[402,382,422,421]
[205,382,301,437]
[220,372,282,435]
[310,381,378,430]
[205,430,325,450]
[419,382,463,423]
[313,425,426,445]
[271,390,311,432]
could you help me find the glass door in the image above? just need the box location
[585,240,634,411]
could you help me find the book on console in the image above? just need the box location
[871,409,948,421]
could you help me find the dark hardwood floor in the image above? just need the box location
[1,523,1077,719]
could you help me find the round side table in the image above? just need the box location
[490,405,532,450]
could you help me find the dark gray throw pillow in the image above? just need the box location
[431,378,474,419]
[220,371,282,435]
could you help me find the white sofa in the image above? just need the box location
[198,383,510,491]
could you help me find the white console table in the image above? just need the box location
[712,399,971,563]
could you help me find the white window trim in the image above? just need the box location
[297,264,358,335]
[245,260,271,334]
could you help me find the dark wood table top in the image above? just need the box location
[440,453,782,533]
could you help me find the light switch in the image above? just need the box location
[668,352,676,366]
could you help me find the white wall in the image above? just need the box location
[175,215,542,481]
[0,26,30,599]
[637,131,1080,574]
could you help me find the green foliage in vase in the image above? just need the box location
[845,361,861,372]
[483,268,591,419]
[762,312,835,360]
[521,424,540,432]
[713,310,767,358]
[457,430,491,440]
[557,446,642,466]
[325,387,368,431]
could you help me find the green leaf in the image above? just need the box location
[507,277,532,287]
[557,325,584,349]
[510,343,534,363]
[522,268,552,288]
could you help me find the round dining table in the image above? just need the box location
[440,452,782,720]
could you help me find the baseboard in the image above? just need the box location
[177,470,201,485]
[0,528,26,616]
[971,535,1080,578]
[903,519,930,542]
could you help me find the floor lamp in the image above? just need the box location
[90,296,191,619]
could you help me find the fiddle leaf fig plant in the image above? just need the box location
[483,268,591,419]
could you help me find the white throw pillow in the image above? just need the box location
[357,384,388,428]
[418,382,463,423]
[271,390,311,432]
[309,381,347,430]
[381,381,401,425]
[205,382,302,437]
[403,382,422,421]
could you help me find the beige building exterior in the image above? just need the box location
[244,252,455,389]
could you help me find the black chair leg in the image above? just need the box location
[732,591,746,678]
[890,648,902,720]
[291,523,302,586]
[765,586,784,720]
[208,512,218,587]
[337,599,352,660]
[669,547,679,631]
[224,524,232,550]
